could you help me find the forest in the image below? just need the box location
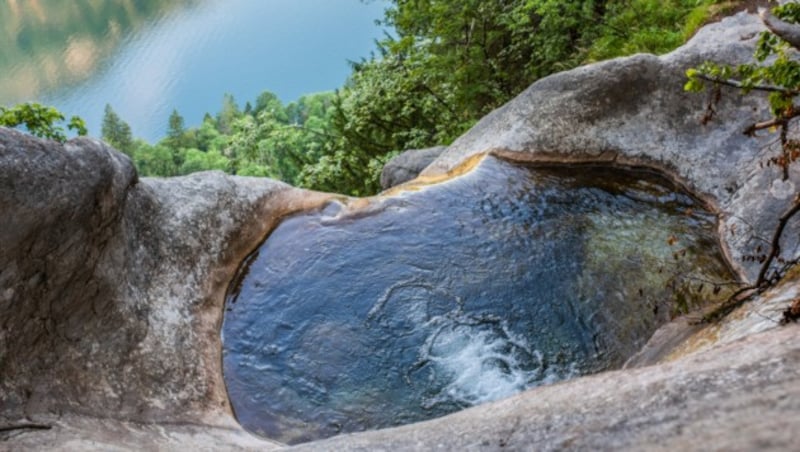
[15,0,743,196]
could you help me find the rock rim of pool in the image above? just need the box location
[2,10,800,451]
[418,12,800,283]
[223,156,735,444]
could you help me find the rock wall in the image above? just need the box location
[2,10,799,452]
[420,13,800,282]
[0,127,330,447]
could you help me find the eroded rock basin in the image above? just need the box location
[222,156,735,444]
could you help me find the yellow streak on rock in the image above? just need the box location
[381,152,487,197]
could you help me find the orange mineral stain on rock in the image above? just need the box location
[382,153,487,197]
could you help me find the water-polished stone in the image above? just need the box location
[223,156,734,444]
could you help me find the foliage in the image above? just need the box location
[101,104,133,154]
[685,3,800,183]
[167,109,188,149]
[132,142,179,177]
[116,91,339,182]
[0,102,87,142]
[323,0,731,194]
[684,3,800,319]
[586,0,728,61]
[180,148,230,174]
[106,0,732,195]
[686,3,800,117]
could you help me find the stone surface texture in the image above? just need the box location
[290,324,800,452]
[0,127,330,448]
[421,12,800,282]
[2,10,800,452]
[380,146,446,189]
[1,415,282,451]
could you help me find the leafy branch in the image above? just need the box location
[0,103,87,142]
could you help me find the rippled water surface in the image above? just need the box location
[0,0,386,140]
[222,157,734,444]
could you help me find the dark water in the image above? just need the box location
[0,0,387,141]
[222,157,734,444]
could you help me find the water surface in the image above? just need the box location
[222,157,734,444]
[0,0,387,140]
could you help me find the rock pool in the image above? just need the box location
[222,156,734,444]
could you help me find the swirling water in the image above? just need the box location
[222,156,734,444]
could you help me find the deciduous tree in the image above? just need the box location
[1,103,86,142]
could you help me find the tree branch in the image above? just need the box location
[694,73,800,96]
[755,196,800,286]
[693,73,800,135]
[760,7,800,51]
[704,197,800,322]
[693,7,800,323]
[744,117,788,136]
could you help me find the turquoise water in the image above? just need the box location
[222,157,734,444]
[0,0,387,141]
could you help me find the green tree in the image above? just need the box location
[167,108,187,149]
[178,148,230,174]
[101,104,133,154]
[237,161,272,176]
[216,93,242,135]
[316,0,729,195]
[253,91,287,120]
[133,143,178,176]
[586,0,727,61]
[221,91,339,183]
[0,102,87,142]
[195,116,226,152]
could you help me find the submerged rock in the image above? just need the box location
[420,13,800,284]
[224,156,733,444]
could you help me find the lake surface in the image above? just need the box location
[222,156,734,444]
[0,0,387,141]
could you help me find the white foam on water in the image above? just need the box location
[429,327,528,405]
[417,317,568,409]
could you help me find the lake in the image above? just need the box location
[0,0,387,141]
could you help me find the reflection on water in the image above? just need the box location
[0,0,386,140]
[222,157,734,444]
[0,1,198,104]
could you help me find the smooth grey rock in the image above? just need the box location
[0,127,329,446]
[423,12,797,283]
[3,10,800,452]
[1,415,281,451]
[379,146,446,189]
[289,322,800,452]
